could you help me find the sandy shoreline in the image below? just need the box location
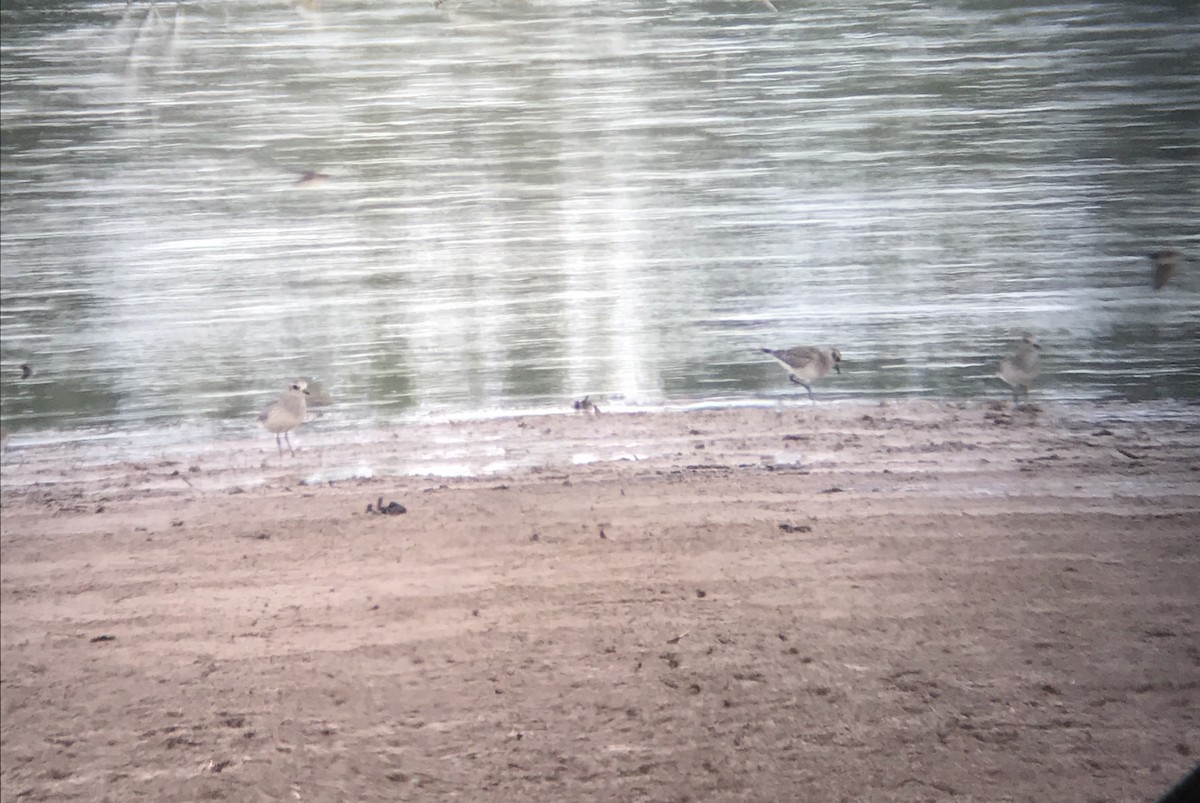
[2,400,1198,801]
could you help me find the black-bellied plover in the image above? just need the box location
[760,346,842,402]
[1149,250,1180,290]
[260,380,310,457]
[997,334,1041,405]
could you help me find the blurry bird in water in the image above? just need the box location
[760,346,842,402]
[260,380,310,457]
[1149,250,1180,290]
[20,363,33,379]
[996,333,1041,406]
[294,170,330,187]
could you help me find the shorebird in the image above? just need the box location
[260,380,310,457]
[1149,250,1180,290]
[761,346,842,402]
[997,333,1041,405]
[573,396,601,415]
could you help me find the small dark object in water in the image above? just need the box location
[295,170,330,187]
[367,496,406,515]
[20,363,33,379]
[90,634,116,643]
[1149,250,1180,290]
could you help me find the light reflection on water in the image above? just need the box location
[1,0,1198,450]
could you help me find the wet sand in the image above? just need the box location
[2,400,1198,801]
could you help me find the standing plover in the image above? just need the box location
[997,334,1041,405]
[260,380,310,457]
[761,346,842,402]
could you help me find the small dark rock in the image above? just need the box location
[368,497,406,515]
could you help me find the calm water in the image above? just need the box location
[2,0,1198,447]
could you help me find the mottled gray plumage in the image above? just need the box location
[997,334,1041,405]
[761,346,842,402]
[260,380,309,457]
